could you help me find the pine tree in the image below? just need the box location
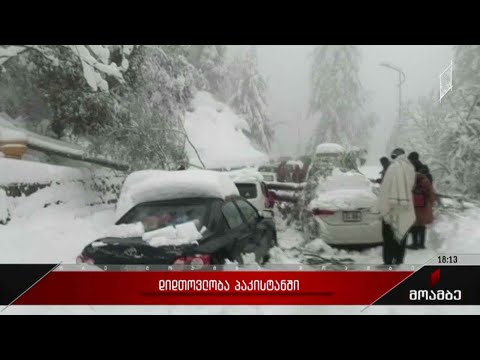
[227,46,273,151]
[309,45,366,150]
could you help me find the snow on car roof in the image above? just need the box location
[286,160,303,167]
[315,143,346,154]
[226,167,264,183]
[115,169,240,221]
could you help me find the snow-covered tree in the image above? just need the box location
[227,46,273,151]
[400,93,454,190]
[0,46,120,137]
[88,46,195,171]
[188,45,227,97]
[399,45,480,197]
[435,45,480,196]
[308,45,366,150]
[0,45,134,92]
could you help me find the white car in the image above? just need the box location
[258,165,278,182]
[234,181,270,213]
[225,168,270,213]
[301,143,382,246]
[260,172,277,182]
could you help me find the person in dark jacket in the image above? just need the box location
[277,161,288,183]
[376,157,391,184]
[292,165,303,183]
[408,152,433,184]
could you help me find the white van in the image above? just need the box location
[234,181,269,212]
[224,168,270,212]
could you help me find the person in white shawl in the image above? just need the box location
[377,148,416,265]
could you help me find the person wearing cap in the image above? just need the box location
[377,148,417,265]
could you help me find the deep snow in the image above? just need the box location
[1,164,480,314]
[184,92,268,169]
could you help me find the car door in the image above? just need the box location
[220,200,250,264]
[233,198,264,255]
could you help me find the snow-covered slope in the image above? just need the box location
[184,92,268,170]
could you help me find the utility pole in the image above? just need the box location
[380,62,406,149]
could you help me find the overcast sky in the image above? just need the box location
[232,45,454,165]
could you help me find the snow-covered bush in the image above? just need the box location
[400,45,480,198]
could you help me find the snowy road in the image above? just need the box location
[1,180,479,266]
[2,180,480,314]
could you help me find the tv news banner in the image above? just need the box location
[1,255,480,306]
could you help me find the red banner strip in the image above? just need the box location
[14,271,412,305]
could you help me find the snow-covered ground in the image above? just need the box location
[184,92,268,169]
[2,165,480,314]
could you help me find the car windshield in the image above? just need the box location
[263,174,274,181]
[235,183,258,199]
[117,199,211,233]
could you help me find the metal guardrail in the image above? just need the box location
[27,143,129,172]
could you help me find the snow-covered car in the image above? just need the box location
[235,181,272,212]
[226,168,272,212]
[258,165,278,182]
[77,170,277,266]
[306,143,349,181]
[286,160,304,173]
[301,143,382,246]
[260,172,277,182]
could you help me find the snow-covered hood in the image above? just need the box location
[308,169,378,211]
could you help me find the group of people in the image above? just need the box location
[376,148,436,265]
[276,161,307,183]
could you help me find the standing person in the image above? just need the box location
[376,156,391,184]
[292,165,302,183]
[377,148,417,265]
[408,158,436,249]
[408,152,433,184]
[277,161,287,183]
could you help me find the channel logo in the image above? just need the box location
[409,268,462,301]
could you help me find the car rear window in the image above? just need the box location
[235,183,258,199]
[118,200,210,233]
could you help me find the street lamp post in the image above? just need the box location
[380,62,406,148]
